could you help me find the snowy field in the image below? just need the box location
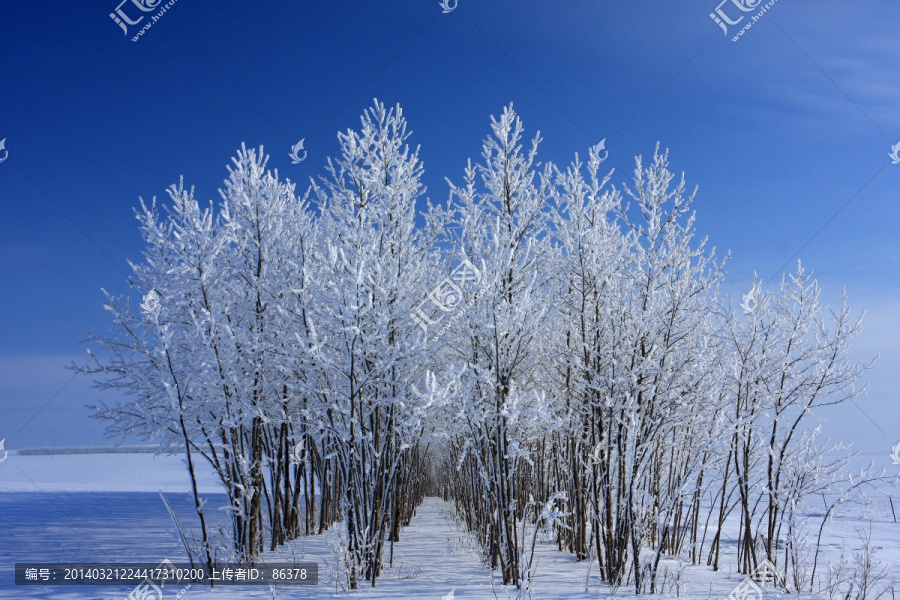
[1,451,897,600]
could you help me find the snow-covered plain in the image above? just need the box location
[1,451,897,600]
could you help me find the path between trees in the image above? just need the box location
[272,496,614,599]
[274,497,498,599]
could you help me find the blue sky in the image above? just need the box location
[0,1,897,451]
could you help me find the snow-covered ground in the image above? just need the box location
[1,451,897,599]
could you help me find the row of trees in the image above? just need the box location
[84,100,878,593]
[85,103,436,588]
[433,106,879,594]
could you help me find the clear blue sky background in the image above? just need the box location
[0,1,897,452]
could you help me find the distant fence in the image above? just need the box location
[16,446,160,456]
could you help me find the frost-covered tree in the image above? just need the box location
[304,100,436,588]
[84,179,228,570]
[213,145,315,556]
[438,105,560,587]
[84,147,320,561]
[545,142,619,565]
[587,147,726,592]
[720,265,874,575]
